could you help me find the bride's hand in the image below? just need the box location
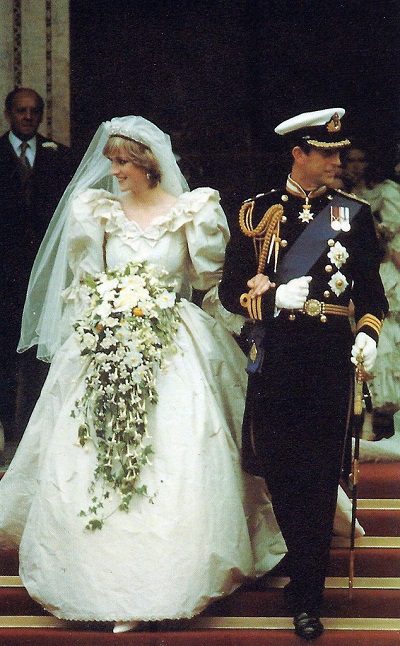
[247,273,276,298]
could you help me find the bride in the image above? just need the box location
[0,116,358,632]
[0,116,286,631]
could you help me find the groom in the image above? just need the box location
[219,108,387,640]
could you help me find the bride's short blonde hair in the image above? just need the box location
[103,135,162,188]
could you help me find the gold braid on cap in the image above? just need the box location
[307,138,351,149]
[239,201,283,319]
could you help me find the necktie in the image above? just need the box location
[19,141,32,168]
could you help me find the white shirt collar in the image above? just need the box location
[286,174,327,199]
[8,131,37,163]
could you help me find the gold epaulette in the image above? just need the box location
[335,188,370,205]
[239,190,278,234]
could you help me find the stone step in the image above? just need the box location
[0,616,399,646]
[1,585,400,620]
[358,508,400,536]
[358,463,400,498]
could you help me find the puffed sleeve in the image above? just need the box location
[67,188,111,279]
[63,189,121,322]
[183,187,246,334]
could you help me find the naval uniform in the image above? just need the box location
[219,177,388,614]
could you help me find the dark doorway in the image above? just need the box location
[70,0,399,216]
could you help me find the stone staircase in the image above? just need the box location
[0,461,399,644]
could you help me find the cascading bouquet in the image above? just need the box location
[71,260,181,530]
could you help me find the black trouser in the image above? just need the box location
[261,414,345,613]
[245,317,353,614]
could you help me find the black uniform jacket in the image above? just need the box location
[219,184,388,343]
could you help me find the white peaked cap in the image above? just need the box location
[275,108,345,135]
[274,108,350,149]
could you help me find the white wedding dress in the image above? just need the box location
[0,187,286,622]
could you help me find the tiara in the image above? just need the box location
[107,125,136,140]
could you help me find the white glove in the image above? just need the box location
[275,276,312,310]
[351,332,377,373]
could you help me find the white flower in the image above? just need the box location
[104,316,119,327]
[328,271,349,296]
[42,141,58,150]
[114,286,139,312]
[100,336,115,350]
[120,274,146,291]
[95,352,108,364]
[126,349,143,367]
[82,332,97,350]
[97,280,118,302]
[155,290,176,309]
[94,301,113,319]
[327,242,349,269]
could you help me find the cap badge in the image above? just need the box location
[326,112,341,133]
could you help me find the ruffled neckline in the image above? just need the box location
[76,187,220,241]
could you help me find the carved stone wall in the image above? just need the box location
[0,0,70,145]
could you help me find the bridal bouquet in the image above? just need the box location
[71,261,181,530]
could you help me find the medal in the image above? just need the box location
[298,199,314,223]
[330,206,350,231]
[341,207,351,231]
[286,174,325,224]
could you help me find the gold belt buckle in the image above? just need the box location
[303,299,322,317]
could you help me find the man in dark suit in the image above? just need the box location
[0,87,74,442]
[219,109,388,640]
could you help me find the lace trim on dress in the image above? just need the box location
[74,187,221,240]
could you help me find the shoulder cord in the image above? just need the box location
[238,201,283,274]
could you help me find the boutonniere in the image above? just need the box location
[42,141,58,150]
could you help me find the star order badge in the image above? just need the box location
[298,201,314,223]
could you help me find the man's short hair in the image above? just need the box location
[5,87,44,113]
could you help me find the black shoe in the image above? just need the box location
[293,612,324,640]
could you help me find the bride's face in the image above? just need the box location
[108,153,148,192]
